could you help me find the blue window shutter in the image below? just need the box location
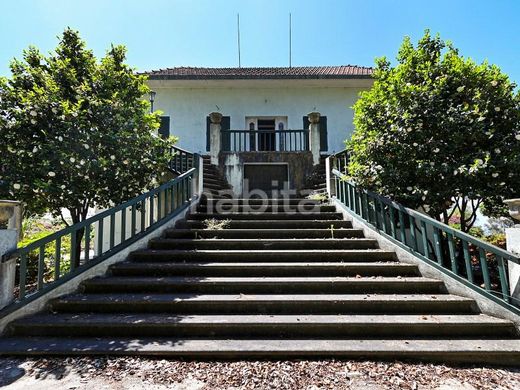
[206,116,211,151]
[303,115,327,152]
[159,116,170,139]
[319,116,328,152]
[303,116,310,150]
[221,116,231,151]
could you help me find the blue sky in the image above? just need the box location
[0,0,519,83]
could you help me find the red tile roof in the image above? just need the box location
[143,66,373,80]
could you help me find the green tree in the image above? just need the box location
[347,30,520,232]
[0,29,175,262]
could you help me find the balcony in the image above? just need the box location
[221,129,310,152]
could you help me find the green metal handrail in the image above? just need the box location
[1,165,198,312]
[330,165,520,312]
[329,149,350,174]
[169,146,194,174]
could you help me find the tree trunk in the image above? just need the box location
[460,198,467,233]
[68,206,89,269]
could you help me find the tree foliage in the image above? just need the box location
[0,28,175,226]
[347,30,520,232]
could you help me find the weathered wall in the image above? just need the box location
[218,152,314,196]
[147,79,372,154]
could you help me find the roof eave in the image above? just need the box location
[145,74,374,81]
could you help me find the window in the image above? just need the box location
[158,116,170,139]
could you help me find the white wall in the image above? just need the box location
[148,81,371,154]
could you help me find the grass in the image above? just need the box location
[203,218,231,230]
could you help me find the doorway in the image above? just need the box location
[243,163,289,197]
[257,119,275,151]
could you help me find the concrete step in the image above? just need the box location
[129,249,396,263]
[50,293,475,314]
[81,276,444,294]
[203,180,231,188]
[175,219,353,230]
[202,176,226,185]
[9,313,513,338]
[1,337,519,365]
[188,212,344,220]
[203,198,323,206]
[307,183,327,190]
[197,204,336,213]
[201,194,234,200]
[163,228,365,239]
[203,177,230,186]
[148,238,379,251]
[109,262,419,277]
[301,188,327,195]
[202,188,233,195]
[203,184,232,192]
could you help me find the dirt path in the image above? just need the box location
[1,357,519,389]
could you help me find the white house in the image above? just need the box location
[144,66,373,195]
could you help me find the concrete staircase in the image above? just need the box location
[302,156,328,196]
[201,156,233,199]
[1,196,519,363]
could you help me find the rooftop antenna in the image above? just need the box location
[237,13,241,68]
[289,13,292,68]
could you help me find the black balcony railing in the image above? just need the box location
[221,129,310,152]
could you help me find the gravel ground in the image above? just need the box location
[0,357,519,389]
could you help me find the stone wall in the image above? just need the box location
[218,151,314,196]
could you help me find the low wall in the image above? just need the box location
[219,151,314,196]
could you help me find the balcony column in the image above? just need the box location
[209,112,223,165]
[0,200,22,309]
[308,111,321,165]
[504,199,520,300]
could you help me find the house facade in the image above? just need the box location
[144,66,373,195]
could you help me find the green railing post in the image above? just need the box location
[447,233,458,274]
[70,230,78,271]
[37,246,45,291]
[121,209,126,244]
[389,207,397,239]
[496,256,510,303]
[479,248,492,291]
[54,237,61,281]
[409,215,418,252]
[398,210,406,245]
[84,224,91,263]
[462,240,474,284]
[19,253,27,299]
[420,220,429,259]
[131,204,136,237]
[140,200,146,234]
[97,218,104,257]
[381,202,388,235]
[109,214,115,250]
[149,194,155,226]
[433,228,444,266]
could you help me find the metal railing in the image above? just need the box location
[1,163,200,312]
[328,155,520,313]
[169,146,194,174]
[221,129,310,152]
[330,150,350,174]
